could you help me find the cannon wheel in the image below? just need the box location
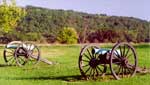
[110,42,137,80]
[79,44,107,80]
[15,42,40,66]
[3,41,22,66]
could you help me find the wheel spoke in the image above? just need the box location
[91,47,98,58]
[124,67,127,75]
[91,47,95,58]
[125,68,131,77]
[28,44,32,50]
[11,58,16,64]
[95,68,99,76]
[119,46,123,57]
[124,47,130,58]
[126,67,133,75]
[17,58,23,64]
[18,57,25,63]
[83,53,90,60]
[92,68,96,78]
[94,53,97,59]
[83,64,89,67]
[115,50,121,59]
[6,54,13,57]
[127,53,132,59]
[123,45,126,57]
[84,67,91,75]
[7,57,14,62]
[114,62,121,64]
[121,66,124,78]
[18,58,22,64]
[8,49,15,52]
[87,49,93,58]
[97,66,103,73]
[113,63,121,70]
[6,50,14,54]
[89,68,93,77]
[16,56,27,65]
[82,59,89,62]
[117,65,122,75]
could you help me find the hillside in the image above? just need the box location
[0,6,149,43]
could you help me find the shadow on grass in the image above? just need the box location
[4,75,82,82]
[1,73,149,82]
[0,64,15,67]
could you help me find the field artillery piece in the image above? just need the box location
[3,41,52,66]
[79,42,138,80]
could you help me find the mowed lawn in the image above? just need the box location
[0,43,149,85]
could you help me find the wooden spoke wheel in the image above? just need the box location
[110,42,137,80]
[79,44,107,80]
[3,41,22,66]
[15,42,40,66]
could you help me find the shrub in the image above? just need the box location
[43,34,57,43]
[15,32,43,42]
[57,27,78,44]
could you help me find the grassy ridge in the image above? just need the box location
[0,44,149,85]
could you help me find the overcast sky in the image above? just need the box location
[16,0,150,21]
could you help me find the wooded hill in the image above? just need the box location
[0,6,149,43]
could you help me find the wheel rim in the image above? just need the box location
[79,45,106,79]
[110,42,137,80]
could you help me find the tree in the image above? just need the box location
[57,27,78,44]
[0,0,26,33]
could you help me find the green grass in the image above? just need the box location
[0,44,149,85]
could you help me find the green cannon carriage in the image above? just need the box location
[78,42,137,80]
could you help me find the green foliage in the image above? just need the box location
[15,6,149,43]
[21,33,41,41]
[0,5,149,43]
[5,31,44,42]
[0,0,26,33]
[57,27,78,44]
[16,32,43,42]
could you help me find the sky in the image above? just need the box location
[15,0,150,21]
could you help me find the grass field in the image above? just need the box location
[0,43,149,85]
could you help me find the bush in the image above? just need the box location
[87,29,120,43]
[43,34,57,43]
[13,32,43,42]
[57,27,78,44]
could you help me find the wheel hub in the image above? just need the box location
[121,58,128,67]
[89,58,99,68]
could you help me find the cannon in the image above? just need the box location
[78,42,138,80]
[3,41,52,66]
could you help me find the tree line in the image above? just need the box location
[0,5,150,43]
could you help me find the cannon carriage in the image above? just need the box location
[79,42,137,80]
[3,41,40,66]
